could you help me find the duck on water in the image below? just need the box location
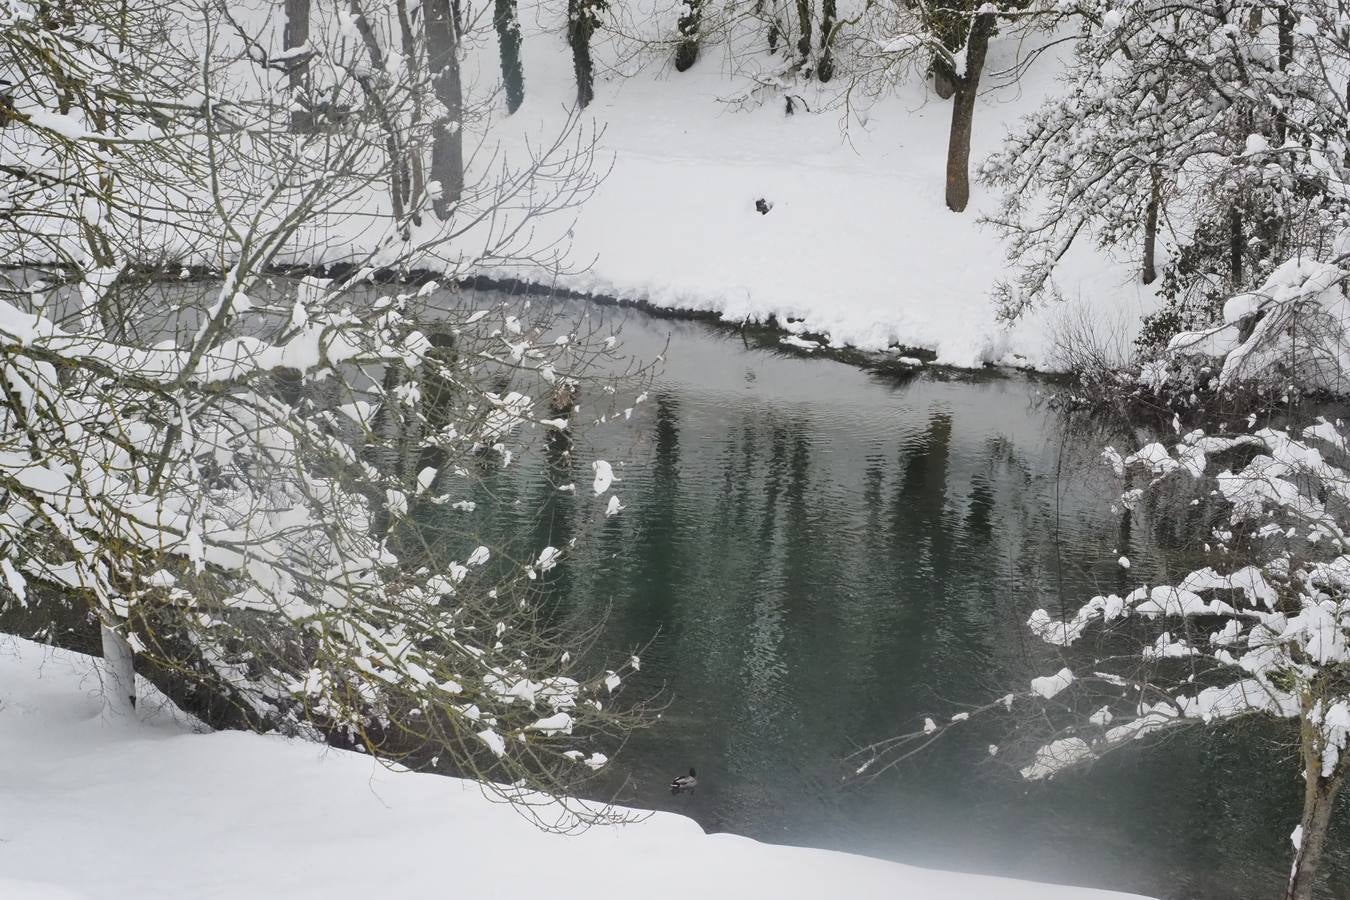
[671,768,697,795]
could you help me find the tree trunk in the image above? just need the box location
[100,623,136,715]
[1143,165,1160,284]
[1286,760,1346,900]
[1229,205,1244,287]
[794,0,811,65]
[284,0,312,132]
[395,0,425,222]
[933,64,956,100]
[348,0,411,224]
[494,0,524,112]
[1276,7,1293,145]
[944,12,993,213]
[816,0,836,81]
[423,0,464,220]
[567,0,596,108]
[674,0,702,72]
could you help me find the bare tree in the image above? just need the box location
[0,0,651,821]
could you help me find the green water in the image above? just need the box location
[445,296,1348,899]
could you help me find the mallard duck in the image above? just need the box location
[670,767,697,795]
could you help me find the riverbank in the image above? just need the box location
[0,636,1153,900]
[465,10,1162,371]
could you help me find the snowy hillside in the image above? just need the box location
[0,637,1155,900]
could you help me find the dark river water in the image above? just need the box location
[438,294,1348,900]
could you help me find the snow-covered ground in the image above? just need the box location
[0,636,1153,900]
[460,11,1160,369]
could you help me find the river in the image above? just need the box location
[438,292,1348,900]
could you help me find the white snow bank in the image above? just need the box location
[0,636,1154,900]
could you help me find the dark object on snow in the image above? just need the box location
[755,199,771,215]
[671,767,698,795]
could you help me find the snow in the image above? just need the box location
[474,24,1158,369]
[1029,667,1076,700]
[0,637,1155,900]
[592,459,615,495]
[1021,738,1092,780]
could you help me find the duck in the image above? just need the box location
[670,767,697,795]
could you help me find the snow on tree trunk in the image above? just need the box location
[284,0,312,132]
[1287,768,1344,900]
[674,0,702,72]
[494,0,524,112]
[100,623,136,715]
[1276,7,1293,145]
[944,12,992,213]
[423,0,464,219]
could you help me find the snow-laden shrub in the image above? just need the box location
[0,0,643,827]
[1168,239,1350,395]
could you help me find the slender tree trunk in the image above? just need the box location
[1143,164,1160,284]
[1286,750,1346,900]
[494,0,524,112]
[284,0,312,132]
[423,0,464,219]
[567,0,596,108]
[395,0,425,222]
[675,0,702,72]
[1276,7,1293,145]
[348,0,411,225]
[816,0,836,81]
[101,623,136,715]
[1229,205,1244,287]
[795,0,811,65]
[944,12,993,213]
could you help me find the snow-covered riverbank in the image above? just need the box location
[456,11,1160,370]
[0,637,1152,900]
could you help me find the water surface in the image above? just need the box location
[446,295,1348,900]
